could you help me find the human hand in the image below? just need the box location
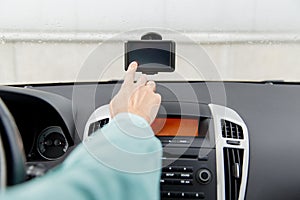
[109,61,161,124]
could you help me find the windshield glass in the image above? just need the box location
[1,0,299,84]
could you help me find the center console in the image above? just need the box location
[84,102,249,200]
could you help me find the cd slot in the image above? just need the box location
[163,147,199,159]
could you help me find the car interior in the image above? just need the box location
[1,1,300,199]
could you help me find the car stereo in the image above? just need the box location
[84,102,249,200]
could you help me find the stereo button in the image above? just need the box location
[163,166,176,172]
[162,166,193,172]
[180,180,193,185]
[172,166,193,172]
[180,173,192,178]
[177,139,191,144]
[186,192,205,199]
[181,167,193,172]
[165,173,175,177]
[177,192,187,198]
[160,179,174,185]
[161,191,176,198]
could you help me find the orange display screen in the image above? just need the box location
[151,118,199,137]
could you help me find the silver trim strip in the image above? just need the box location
[1,31,299,44]
[208,104,249,200]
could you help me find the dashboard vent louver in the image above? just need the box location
[221,120,244,139]
[223,148,244,200]
[88,118,109,135]
[209,105,249,200]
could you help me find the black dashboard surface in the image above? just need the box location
[2,81,300,199]
[0,86,76,165]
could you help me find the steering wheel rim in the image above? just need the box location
[0,135,6,188]
[0,98,26,189]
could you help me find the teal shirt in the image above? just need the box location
[2,113,162,200]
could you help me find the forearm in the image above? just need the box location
[2,113,162,200]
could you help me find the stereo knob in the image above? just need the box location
[197,168,211,184]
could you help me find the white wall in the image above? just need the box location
[0,0,300,84]
[1,41,300,84]
[1,0,300,32]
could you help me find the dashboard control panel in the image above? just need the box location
[84,103,249,200]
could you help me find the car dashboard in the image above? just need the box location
[1,81,300,199]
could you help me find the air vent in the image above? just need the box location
[223,148,244,200]
[221,120,244,139]
[209,104,249,200]
[88,118,109,135]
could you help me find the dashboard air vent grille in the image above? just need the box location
[88,118,109,135]
[223,147,244,200]
[221,120,244,139]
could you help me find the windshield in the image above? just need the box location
[1,0,299,84]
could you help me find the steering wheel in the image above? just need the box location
[0,98,26,189]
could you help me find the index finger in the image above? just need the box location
[124,61,138,85]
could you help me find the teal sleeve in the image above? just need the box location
[1,113,162,200]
